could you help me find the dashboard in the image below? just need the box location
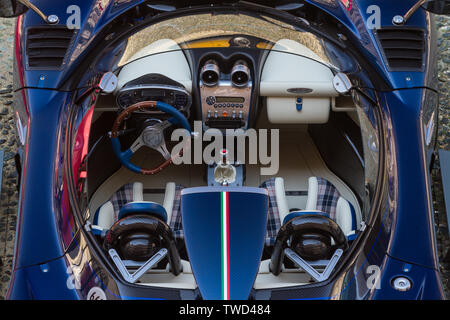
[114,36,266,131]
[113,36,339,130]
[115,56,257,130]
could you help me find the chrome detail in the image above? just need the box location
[131,120,172,159]
[142,126,165,149]
[99,72,118,94]
[214,163,237,185]
[15,114,27,146]
[214,149,237,184]
[200,60,220,87]
[392,15,405,25]
[392,276,412,291]
[284,248,343,282]
[46,14,59,24]
[109,248,168,284]
[337,33,348,41]
[233,36,251,47]
[360,221,367,232]
[333,73,352,94]
[424,111,436,146]
[231,60,250,87]
[199,80,252,129]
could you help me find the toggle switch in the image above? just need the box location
[296,97,303,111]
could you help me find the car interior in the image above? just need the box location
[74,13,379,290]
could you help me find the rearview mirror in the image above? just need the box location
[0,0,28,17]
[422,0,450,14]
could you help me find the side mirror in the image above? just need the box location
[422,0,450,14]
[0,0,27,18]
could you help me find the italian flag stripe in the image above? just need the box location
[221,192,230,300]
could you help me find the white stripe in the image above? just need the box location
[222,192,228,300]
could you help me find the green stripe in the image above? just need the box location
[220,192,224,300]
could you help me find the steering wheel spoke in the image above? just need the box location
[153,141,172,160]
[129,135,145,154]
[154,120,172,132]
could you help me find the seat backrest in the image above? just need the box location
[305,176,359,236]
[93,182,184,234]
[261,176,361,245]
[94,182,144,230]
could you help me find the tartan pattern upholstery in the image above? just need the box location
[315,177,341,221]
[259,178,281,246]
[104,177,342,246]
[168,185,185,240]
[109,183,135,222]
[106,183,185,240]
[259,177,342,245]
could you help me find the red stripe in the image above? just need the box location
[226,192,230,299]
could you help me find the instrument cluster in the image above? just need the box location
[116,73,191,116]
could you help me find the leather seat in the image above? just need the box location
[260,176,361,245]
[92,182,182,235]
[92,177,360,245]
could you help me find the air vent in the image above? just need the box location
[26,27,75,69]
[376,28,425,71]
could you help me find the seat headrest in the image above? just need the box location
[305,176,340,219]
[282,210,329,226]
[118,201,168,223]
[306,176,358,236]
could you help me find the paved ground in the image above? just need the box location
[0,17,17,299]
[433,15,450,298]
[0,15,448,299]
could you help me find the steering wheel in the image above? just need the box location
[110,101,191,175]
[270,213,348,276]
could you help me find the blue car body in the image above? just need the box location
[5,0,446,300]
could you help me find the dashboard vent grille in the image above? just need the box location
[26,27,75,69]
[376,28,425,71]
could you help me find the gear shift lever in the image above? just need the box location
[214,149,237,186]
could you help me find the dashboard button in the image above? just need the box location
[206,96,216,105]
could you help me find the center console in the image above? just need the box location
[199,59,253,130]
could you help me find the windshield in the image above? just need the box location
[116,12,337,69]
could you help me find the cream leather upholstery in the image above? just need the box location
[116,39,192,92]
